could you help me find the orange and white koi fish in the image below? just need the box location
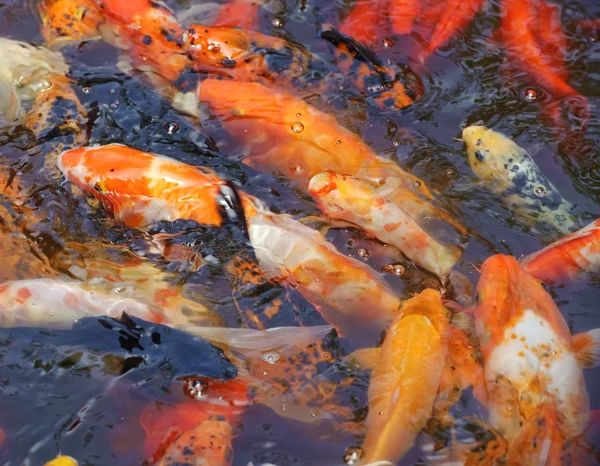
[522,218,600,286]
[349,289,449,464]
[308,172,460,277]
[0,278,166,328]
[58,145,403,340]
[473,254,600,463]
[0,79,24,129]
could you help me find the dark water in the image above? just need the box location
[0,0,599,464]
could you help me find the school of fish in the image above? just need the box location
[0,0,598,464]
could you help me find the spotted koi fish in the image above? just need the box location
[473,254,600,464]
[463,125,579,236]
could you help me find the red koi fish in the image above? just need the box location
[349,289,450,464]
[424,0,485,58]
[500,0,589,119]
[389,0,421,35]
[522,219,600,286]
[141,377,249,466]
[473,254,600,463]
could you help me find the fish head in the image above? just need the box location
[397,288,448,335]
[58,144,158,211]
[38,0,103,49]
[462,125,524,191]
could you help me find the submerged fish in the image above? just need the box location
[463,125,578,235]
[308,172,460,278]
[522,218,600,286]
[0,278,166,328]
[473,254,600,463]
[350,289,450,464]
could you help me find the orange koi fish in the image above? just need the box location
[350,289,449,464]
[473,254,600,463]
[308,172,460,278]
[39,0,103,48]
[58,145,402,340]
[183,24,312,85]
[43,456,79,466]
[196,79,431,197]
[522,218,600,286]
[0,278,166,328]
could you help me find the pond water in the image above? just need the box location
[0,0,599,464]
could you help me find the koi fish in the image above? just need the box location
[0,278,166,328]
[463,125,579,235]
[521,218,600,286]
[308,172,460,277]
[141,377,249,465]
[473,254,600,462]
[39,0,103,48]
[349,289,449,464]
[389,0,421,35]
[339,0,389,47]
[500,0,590,120]
[247,210,402,340]
[43,456,78,466]
[196,79,435,207]
[58,145,402,341]
[212,0,261,29]
[424,0,485,58]
[320,29,422,110]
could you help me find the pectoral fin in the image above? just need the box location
[573,328,600,369]
[346,347,381,370]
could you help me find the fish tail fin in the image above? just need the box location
[213,0,261,29]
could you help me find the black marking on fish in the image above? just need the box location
[320,29,385,68]
[475,150,485,162]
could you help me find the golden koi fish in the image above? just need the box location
[349,289,450,464]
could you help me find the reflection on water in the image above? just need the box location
[0,0,599,464]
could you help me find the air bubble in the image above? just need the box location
[272,17,284,27]
[336,140,342,145]
[446,168,456,176]
[385,263,405,276]
[164,121,180,135]
[262,351,280,365]
[534,186,548,197]
[381,37,393,48]
[292,165,303,173]
[344,446,363,465]
[522,87,539,102]
[82,87,91,94]
[357,248,368,258]
[414,180,422,187]
[392,140,400,147]
[291,122,304,133]
[186,379,208,400]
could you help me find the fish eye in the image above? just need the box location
[474,292,480,304]
[474,150,486,162]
